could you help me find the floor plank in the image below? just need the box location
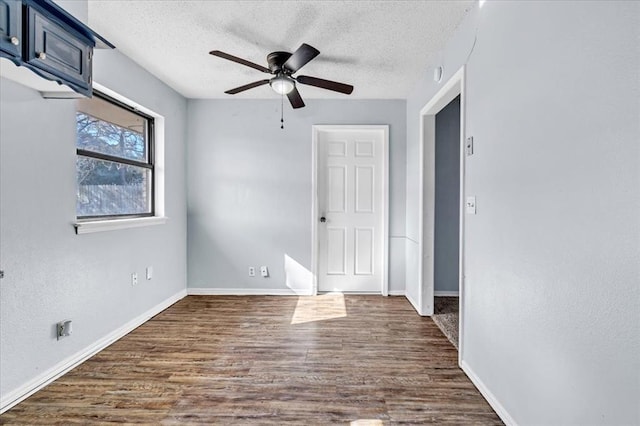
[1,295,502,425]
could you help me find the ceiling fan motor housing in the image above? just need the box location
[267,51,293,73]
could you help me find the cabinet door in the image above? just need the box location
[0,0,21,59]
[26,6,92,91]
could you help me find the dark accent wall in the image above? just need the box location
[434,95,460,292]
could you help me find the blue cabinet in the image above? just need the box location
[0,0,113,97]
[26,5,93,93]
[0,0,21,59]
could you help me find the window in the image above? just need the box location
[76,91,154,220]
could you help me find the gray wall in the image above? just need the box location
[434,96,460,293]
[0,47,188,398]
[2,1,638,423]
[406,1,639,424]
[187,99,406,294]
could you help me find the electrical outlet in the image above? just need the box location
[131,273,138,286]
[248,267,255,277]
[57,320,72,340]
[146,266,153,280]
[260,266,269,277]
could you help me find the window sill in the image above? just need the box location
[75,216,167,234]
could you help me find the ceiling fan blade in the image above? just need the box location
[283,43,320,73]
[287,86,305,109]
[296,75,354,95]
[225,79,270,95]
[210,50,271,73]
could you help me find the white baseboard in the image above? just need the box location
[460,360,517,426]
[188,288,400,296]
[434,290,459,297]
[0,289,187,414]
[187,287,312,296]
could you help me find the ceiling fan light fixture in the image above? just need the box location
[270,74,295,95]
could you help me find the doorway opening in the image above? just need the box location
[418,66,466,359]
[432,94,461,350]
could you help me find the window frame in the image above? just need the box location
[74,83,166,234]
[76,90,156,221]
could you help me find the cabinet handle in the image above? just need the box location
[10,36,19,46]
[36,52,46,60]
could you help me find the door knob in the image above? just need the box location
[320,216,326,223]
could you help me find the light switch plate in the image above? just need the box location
[466,136,474,156]
[260,266,269,277]
[466,196,477,215]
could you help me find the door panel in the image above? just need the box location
[355,166,374,213]
[317,127,387,293]
[355,140,374,157]
[326,227,347,275]
[327,166,346,213]
[354,228,374,275]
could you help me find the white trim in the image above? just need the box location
[382,126,390,296]
[460,360,517,426]
[75,216,167,234]
[0,59,78,95]
[40,91,83,99]
[74,81,166,233]
[405,291,421,315]
[434,291,459,297]
[187,288,310,296]
[417,113,431,316]
[458,70,467,365]
[311,125,389,296]
[0,289,186,414]
[311,128,319,295]
[417,66,466,361]
[388,290,405,296]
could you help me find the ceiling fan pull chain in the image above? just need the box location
[281,93,284,129]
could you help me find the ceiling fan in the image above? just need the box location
[209,43,354,109]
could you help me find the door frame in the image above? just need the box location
[418,66,466,361]
[311,125,389,296]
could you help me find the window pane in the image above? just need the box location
[76,95,148,162]
[77,156,151,217]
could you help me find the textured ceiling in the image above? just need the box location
[88,1,474,100]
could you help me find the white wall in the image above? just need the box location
[406,1,640,424]
[0,24,188,404]
[187,99,406,294]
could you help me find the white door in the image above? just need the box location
[314,126,388,293]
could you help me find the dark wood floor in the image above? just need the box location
[1,295,502,425]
